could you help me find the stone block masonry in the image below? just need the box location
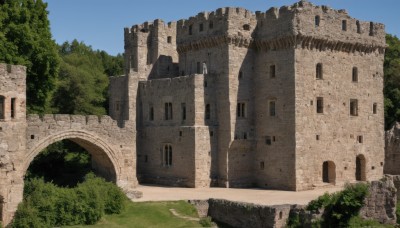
[111,0,386,190]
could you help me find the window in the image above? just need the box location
[179,131,183,137]
[204,81,208,87]
[369,22,374,36]
[209,21,214,29]
[205,104,211,120]
[243,24,250,31]
[181,103,186,120]
[163,144,172,166]
[260,162,265,170]
[270,65,276,78]
[239,71,243,79]
[373,103,377,114]
[356,20,361,34]
[315,15,320,27]
[265,136,272,145]
[149,105,154,121]
[210,131,214,137]
[189,25,193,35]
[237,103,246,118]
[165,102,173,120]
[243,132,247,140]
[357,135,363,143]
[199,23,204,32]
[10,98,15,119]
[145,155,148,163]
[167,36,172,43]
[0,96,4,119]
[316,97,324,114]
[196,62,201,74]
[352,67,358,82]
[115,101,120,111]
[350,99,358,116]
[342,20,347,31]
[316,135,320,140]
[269,101,276,116]
[316,63,323,79]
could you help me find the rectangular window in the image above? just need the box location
[269,101,276,116]
[199,23,204,32]
[356,21,361,34]
[373,103,377,114]
[205,104,211,120]
[239,71,243,79]
[167,36,172,43]
[342,20,347,31]
[196,62,201,74]
[11,98,16,119]
[0,96,4,119]
[357,135,363,143]
[181,103,186,120]
[369,22,374,36]
[165,102,173,120]
[350,99,358,116]
[352,67,358,82]
[243,132,247,140]
[145,155,148,163]
[189,25,193,35]
[316,63,323,79]
[270,65,276,78]
[149,105,154,121]
[315,16,320,27]
[163,144,172,166]
[265,136,272,145]
[209,21,214,29]
[237,103,246,118]
[317,97,324,114]
[260,161,265,170]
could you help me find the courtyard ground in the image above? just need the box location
[132,184,343,206]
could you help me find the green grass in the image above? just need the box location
[65,200,203,228]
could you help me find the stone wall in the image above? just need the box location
[384,122,400,174]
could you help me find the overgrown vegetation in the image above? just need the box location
[12,173,126,228]
[287,183,371,228]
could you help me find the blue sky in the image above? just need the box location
[44,0,400,56]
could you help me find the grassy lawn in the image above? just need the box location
[66,200,204,228]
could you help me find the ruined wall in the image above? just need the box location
[384,122,400,174]
[0,64,27,225]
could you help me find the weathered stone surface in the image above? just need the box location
[385,122,400,175]
[110,0,385,190]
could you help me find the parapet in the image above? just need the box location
[0,63,27,93]
[27,114,121,128]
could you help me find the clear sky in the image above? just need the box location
[44,0,400,56]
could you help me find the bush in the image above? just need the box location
[12,173,127,228]
[199,217,214,227]
[305,183,369,227]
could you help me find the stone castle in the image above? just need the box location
[109,0,386,190]
[0,0,388,225]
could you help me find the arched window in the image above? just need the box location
[163,144,172,166]
[0,96,5,120]
[322,161,336,184]
[356,155,366,181]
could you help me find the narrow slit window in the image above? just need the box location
[369,22,374,36]
[350,99,358,116]
[199,23,204,32]
[189,25,193,35]
[10,98,15,119]
[163,144,172,166]
[205,104,211,120]
[0,96,4,119]
[342,20,347,31]
[352,67,358,82]
[165,102,173,120]
[237,103,246,118]
[239,71,243,79]
[269,101,276,116]
[181,103,186,120]
[373,103,377,114]
[196,62,201,74]
[316,63,323,79]
[317,97,324,114]
[260,161,265,170]
[356,20,361,34]
[149,106,154,121]
[270,65,276,78]
[315,15,320,27]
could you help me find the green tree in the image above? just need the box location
[385,34,400,129]
[53,40,109,115]
[0,0,60,113]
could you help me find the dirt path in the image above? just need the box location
[132,185,342,206]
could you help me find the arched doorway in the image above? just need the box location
[322,161,336,184]
[356,154,366,181]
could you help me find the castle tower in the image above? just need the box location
[0,64,27,224]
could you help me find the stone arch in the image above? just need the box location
[23,130,122,183]
[322,161,336,184]
[356,154,366,181]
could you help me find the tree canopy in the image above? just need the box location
[384,34,400,129]
[0,0,60,113]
